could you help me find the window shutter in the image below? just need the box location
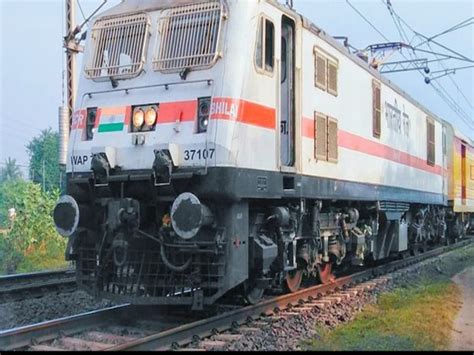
[315,53,327,90]
[315,112,328,161]
[328,117,338,162]
[427,118,435,166]
[373,80,381,138]
[327,61,338,96]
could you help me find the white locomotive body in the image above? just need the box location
[54,0,466,308]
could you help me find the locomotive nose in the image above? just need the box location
[53,195,80,237]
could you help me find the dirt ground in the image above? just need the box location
[451,266,474,351]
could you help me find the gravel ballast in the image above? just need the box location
[224,243,474,351]
[0,290,115,331]
[0,243,472,350]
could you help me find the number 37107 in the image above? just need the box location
[183,148,215,161]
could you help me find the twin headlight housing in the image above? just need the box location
[132,105,158,132]
[131,98,211,134]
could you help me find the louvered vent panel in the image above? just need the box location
[154,1,223,72]
[373,80,381,138]
[427,119,435,166]
[327,61,338,95]
[315,53,327,90]
[315,113,328,160]
[85,13,150,80]
[328,118,338,162]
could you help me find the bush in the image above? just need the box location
[0,180,68,274]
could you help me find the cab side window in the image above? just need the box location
[256,17,275,74]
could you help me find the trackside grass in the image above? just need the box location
[302,279,462,351]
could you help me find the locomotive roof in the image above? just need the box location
[99,0,218,17]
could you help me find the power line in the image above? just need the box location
[347,0,474,131]
[414,17,474,49]
[425,44,474,111]
[345,0,390,42]
[77,0,87,22]
[382,1,473,63]
[379,0,473,127]
[430,64,474,75]
[411,46,473,62]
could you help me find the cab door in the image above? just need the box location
[280,16,296,168]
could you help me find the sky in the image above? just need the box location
[0,0,473,174]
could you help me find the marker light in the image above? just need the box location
[145,107,157,126]
[133,109,145,128]
[197,97,211,133]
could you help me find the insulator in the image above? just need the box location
[58,106,69,166]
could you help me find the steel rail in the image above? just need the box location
[108,239,472,351]
[0,239,470,351]
[0,269,76,303]
[0,268,74,285]
[0,304,132,350]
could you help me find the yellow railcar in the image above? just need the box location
[447,127,474,234]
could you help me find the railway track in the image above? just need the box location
[0,268,76,304]
[0,239,471,351]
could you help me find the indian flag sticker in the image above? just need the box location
[98,107,126,133]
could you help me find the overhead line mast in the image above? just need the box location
[60,0,106,170]
[65,0,78,130]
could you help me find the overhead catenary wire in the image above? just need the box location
[413,17,474,49]
[380,0,473,128]
[381,0,474,119]
[77,0,87,22]
[345,0,390,42]
[381,0,473,63]
[425,41,474,111]
[429,64,474,75]
[380,0,474,127]
[346,0,474,131]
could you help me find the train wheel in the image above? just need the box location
[284,270,303,293]
[242,281,265,305]
[317,262,334,284]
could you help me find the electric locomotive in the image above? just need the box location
[53,0,472,309]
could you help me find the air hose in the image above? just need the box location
[160,242,192,272]
[137,229,192,272]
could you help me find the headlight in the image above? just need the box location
[145,107,157,126]
[133,109,145,128]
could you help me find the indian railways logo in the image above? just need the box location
[71,110,86,130]
[385,99,410,137]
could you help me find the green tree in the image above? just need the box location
[0,157,22,182]
[27,128,60,191]
[0,180,67,274]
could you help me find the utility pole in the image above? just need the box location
[60,0,104,173]
[64,0,80,128]
[59,0,83,192]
